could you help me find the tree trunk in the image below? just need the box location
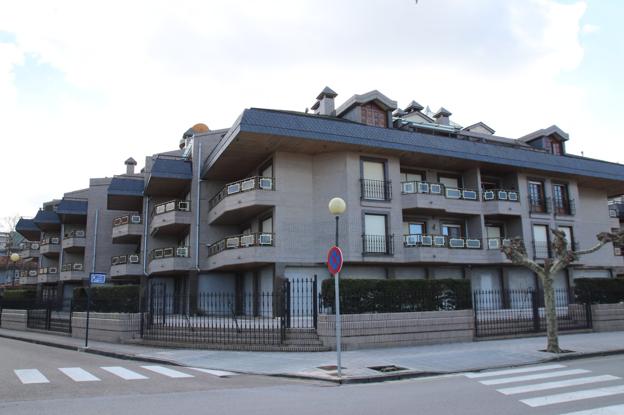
[542,275,561,353]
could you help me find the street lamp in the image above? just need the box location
[9,253,20,286]
[328,197,346,377]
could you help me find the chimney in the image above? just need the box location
[125,157,137,175]
[433,107,452,126]
[312,86,338,116]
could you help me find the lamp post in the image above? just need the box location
[9,253,20,287]
[328,197,346,378]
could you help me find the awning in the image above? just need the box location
[107,177,144,211]
[33,209,61,232]
[57,199,88,223]
[15,218,41,241]
[145,157,192,196]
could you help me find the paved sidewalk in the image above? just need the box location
[1,328,623,383]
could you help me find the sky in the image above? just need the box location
[0,0,622,229]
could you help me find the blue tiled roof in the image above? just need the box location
[15,218,40,234]
[57,199,88,215]
[150,157,192,180]
[108,177,145,197]
[210,108,624,182]
[33,209,60,226]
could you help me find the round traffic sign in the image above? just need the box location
[327,246,343,274]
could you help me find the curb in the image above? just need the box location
[3,330,624,384]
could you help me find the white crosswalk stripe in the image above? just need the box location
[100,366,148,380]
[520,384,624,407]
[188,367,237,377]
[496,375,620,395]
[14,369,49,384]
[464,364,566,378]
[558,403,624,414]
[59,367,101,382]
[140,365,194,378]
[479,369,591,386]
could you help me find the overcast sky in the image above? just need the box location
[0,0,622,229]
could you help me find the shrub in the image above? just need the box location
[0,289,37,308]
[321,278,472,314]
[574,278,624,304]
[73,285,140,313]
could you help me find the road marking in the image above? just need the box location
[188,367,237,377]
[464,364,566,378]
[59,367,101,382]
[480,369,590,385]
[141,365,194,378]
[497,375,620,395]
[14,369,49,384]
[558,404,624,414]
[100,366,148,380]
[520,384,624,407]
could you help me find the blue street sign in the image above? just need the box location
[327,246,343,274]
[89,273,106,284]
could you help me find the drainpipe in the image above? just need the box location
[91,209,99,272]
[143,196,149,276]
[195,142,202,271]
[59,224,65,302]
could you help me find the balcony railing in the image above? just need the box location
[38,267,59,275]
[533,241,550,259]
[20,270,39,278]
[61,263,85,272]
[481,189,520,202]
[608,201,624,219]
[363,234,394,255]
[528,196,552,214]
[208,176,275,210]
[400,181,481,201]
[19,242,40,251]
[554,199,576,216]
[40,237,60,245]
[111,254,141,265]
[208,233,274,256]
[149,246,190,261]
[361,179,392,201]
[152,200,191,216]
[63,229,86,239]
[112,214,142,226]
[402,234,484,249]
[485,238,513,250]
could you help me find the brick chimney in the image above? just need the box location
[312,86,338,116]
[433,107,452,126]
[125,157,137,175]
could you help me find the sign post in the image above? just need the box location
[327,246,343,377]
[85,273,106,348]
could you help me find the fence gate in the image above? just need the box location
[473,288,591,338]
[26,299,73,334]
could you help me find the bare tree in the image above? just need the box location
[501,229,624,353]
[2,215,21,252]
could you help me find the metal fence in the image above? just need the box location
[473,288,591,337]
[0,297,73,334]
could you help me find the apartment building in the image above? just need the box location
[14,87,624,306]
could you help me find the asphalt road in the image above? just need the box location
[2,337,624,415]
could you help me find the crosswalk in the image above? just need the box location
[12,365,236,385]
[464,363,624,414]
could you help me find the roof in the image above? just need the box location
[316,86,337,100]
[462,121,496,135]
[434,107,452,118]
[56,199,88,215]
[15,218,40,240]
[519,125,569,143]
[108,177,145,197]
[404,100,424,113]
[33,209,60,228]
[335,90,398,117]
[149,156,192,180]
[204,108,624,186]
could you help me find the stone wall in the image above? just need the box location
[317,310,474,350]
[0,309,27,330]
[70,312,142,343]
[591,304,624,332]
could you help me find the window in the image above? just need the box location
[400,171,423,183]
[361,103,387,127]
[553,183,571,215]
[442,224,463,239]
[361,159,390,201]
[558,226,573,248]
[364,214,390,254]
[533,224,549,259]
[528,180,546,212]
[486,225,503,239]
[550,139,563,155]
[403,221,426,236]
[481,178,501,190]
[438,175,461,189]
[260,216,273,234]
[260,163,273,178]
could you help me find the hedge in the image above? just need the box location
[0,289,37,308]
[321,278,472,314]
[73,285,140,313]
[574,278,624,304]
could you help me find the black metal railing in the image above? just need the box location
[485,238,513,250]
[361,179,392,201]
[362,234,394,255]
[149,246,190,261]
[608,201,624,219]
[208,233,274,256]
[61,263,85,272]
[403,234,484,249]
[18,242,40,251]
[473,288,591,337]
[40,236,60,245]
[208,176,275,210]
[152,200,191,216]
[481,189,520,202]
[554,199,576,216]
[0,297,73,333]
[112,214,142,226]
[532,240,551,259]
[529,196,552,214]
[63,229,86,239]
[111,254,141,266]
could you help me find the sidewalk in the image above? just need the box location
[2,328,624,383]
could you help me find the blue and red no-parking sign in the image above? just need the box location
[327,246,343,275]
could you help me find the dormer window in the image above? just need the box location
[361,103,387,127]
[550,139,562,155]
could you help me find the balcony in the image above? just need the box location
[400,181,482,214]
[110,254,143,278]
[18,242,40,259]
[362,234,394,256]
[60,263,86,281]
[609,202,624,220]
[554,199,576,217]
[38,267,59,284]
[62,230,86,253]
[402,235,511,263]
[207,233,275,270]
[361,179,392,202]
[147,246,192,275]
[481,189,522,215]
[150,200,192,235]
[40,237,61,257]
[208,177,276,225]
[532,240,579,260]
[19,270,39,285]
[529,196,552,215]
[112,214,143,244]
